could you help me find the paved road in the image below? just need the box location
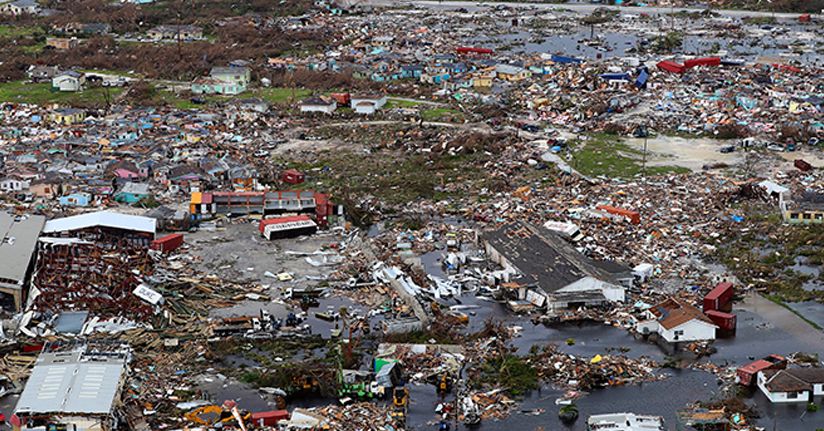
[740,291,824,347]
[357,0,816,19]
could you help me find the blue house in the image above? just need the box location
[59,192,91,207]
[401,65,423,79]
[448,62,469,74]
[114,182,150,204]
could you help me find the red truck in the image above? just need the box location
[737,354,787,387]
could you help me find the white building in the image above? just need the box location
[757,368,824,403]
[0,0,41,16]
[587,413,665,431]
[0,176,30,192]
[350,94,387,115]
[300,96,337,114]
[52,71,85,92]
[636,298,716,343]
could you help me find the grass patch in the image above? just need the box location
[385,98,421,109]
[0,81,123,108]
[421,107,463,122]
[570,134,689,178]
[0,24,40,38]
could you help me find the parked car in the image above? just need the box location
[719,145,735,153]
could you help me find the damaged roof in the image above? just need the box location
[0,213,45,288]
[43,211,156,235]
[481,221,626,293]
[650,298,715,330]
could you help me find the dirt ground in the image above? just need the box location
[623,135,743,171]
[185,222,344,291]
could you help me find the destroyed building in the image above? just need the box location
[481,221,631,313]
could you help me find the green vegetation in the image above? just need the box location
[651,31,684,53]
[479,354,538,396]
[570,134,690,178]
[421,107,463,122]
[0,81,123,108]
[742,16,777,25]
[0,25,41,38]
[385,98,421,109]
[714,203,824,307]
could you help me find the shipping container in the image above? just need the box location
[705,310,736,336]
[330,92,350,105]
[281,169,305,184]
[251,410,290,426]
[259,215,317,240]
[595,205,641,224]
[656,60,685,74]
[150,233,184,253]
[456,46,493,55]
[703,282,734,312]
[794,159,812,172]
[736,354,787,387]
[684,57,721,69]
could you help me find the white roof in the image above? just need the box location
[43,211,156,235]
[15,350,126,416]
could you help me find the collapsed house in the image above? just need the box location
[11,342,131,431]
[0,213,45,311]
[481,221,632,313]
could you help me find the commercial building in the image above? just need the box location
[0,213,45,311]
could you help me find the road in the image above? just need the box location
[357,0,815,19]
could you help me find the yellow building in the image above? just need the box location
[495,64,531,82]
[49,108,86,125]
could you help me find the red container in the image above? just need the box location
[705,309,736,332]
[596,205,640,224]
[736,354,786,387]
[456,46,494,55]
[281,169,305,185]
[704,282,734,312]
[330,92,351,105]
[150,233,184,253]
[251,410,290,426]
[684,57,721,69]
[799,14,811,23]
[22,343,44,353]
[657,60,685,74]
[794,159,812,172]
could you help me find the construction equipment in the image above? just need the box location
[390,386,409,424]
[184,404,253,428]
[436,373,452,398]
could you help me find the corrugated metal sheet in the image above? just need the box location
[42,211,156,235]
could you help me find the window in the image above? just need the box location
[787,392,799,399]
[674,330,684,336]
[790,213,799,219]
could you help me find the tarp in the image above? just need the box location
[551,54,583,64]
[635,69,649,88]
[600,73,631,81]
[656,60,685,74]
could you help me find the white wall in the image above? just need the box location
[300,104,336,114]
[756,373,810,403]
[660,319,716,343]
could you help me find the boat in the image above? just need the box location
[587,413,665,431]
